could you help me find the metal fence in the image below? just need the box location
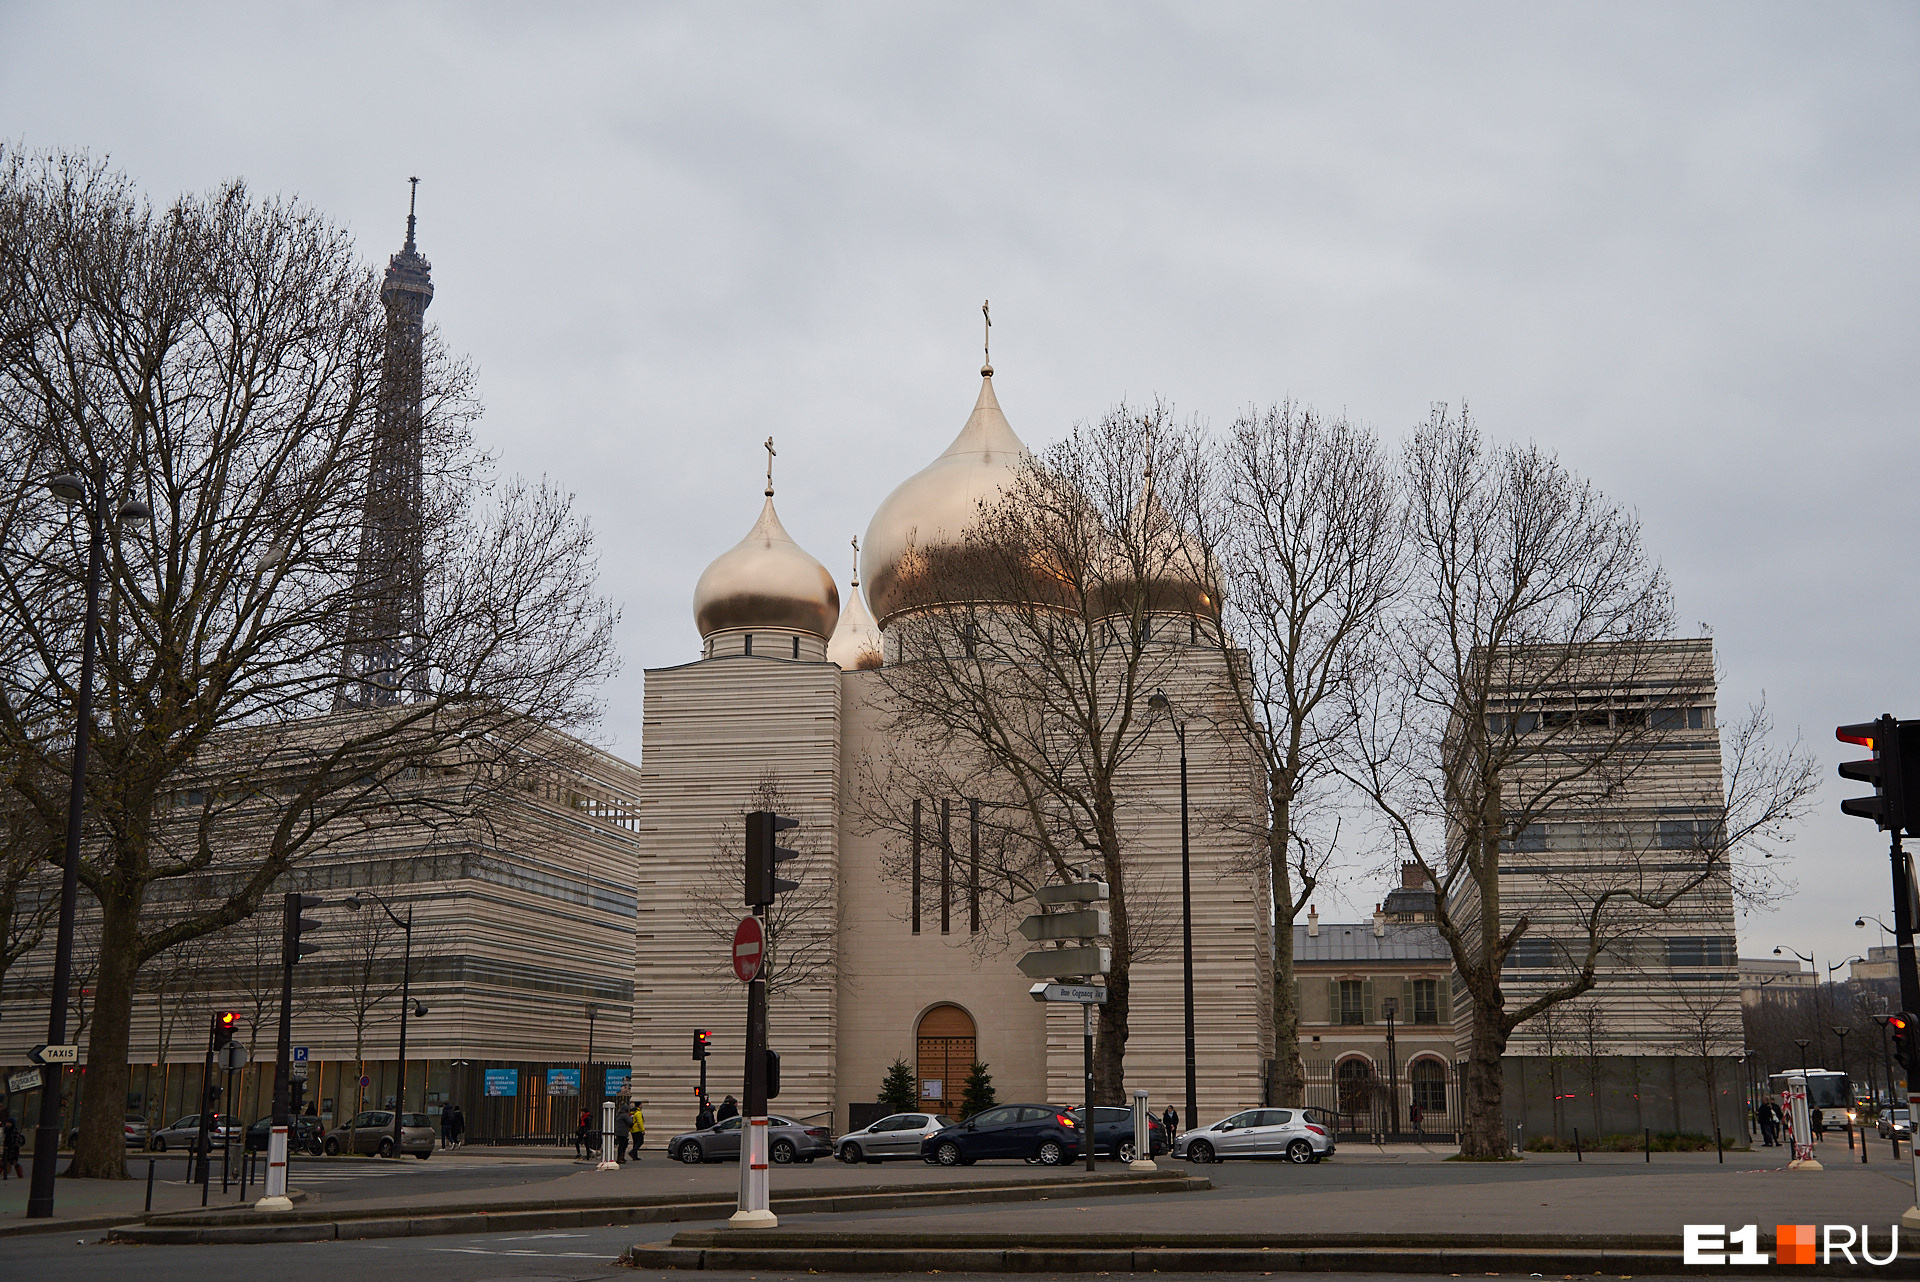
[1296,1056,1462,1142]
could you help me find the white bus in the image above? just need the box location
[1769,1070,1855,1124]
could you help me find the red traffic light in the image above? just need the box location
[219,1012,238,1028]
[1838,725,1876,749]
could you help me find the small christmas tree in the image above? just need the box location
[879,1057,918,1113]
[960,1061,997,1118]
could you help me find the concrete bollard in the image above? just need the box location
[597,1099,620,1171]
[1129,1089,1157,1171]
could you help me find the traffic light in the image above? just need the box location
[745,811,800,907]
[1892,1012,1918,1075]
[212,1011,239,1052]
[1837,716,1920,837]
[282,892,325,967]
[692,1028,711,1061]
[765,1048,781,1100]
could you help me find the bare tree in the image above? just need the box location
[0,150,618,1175]
[1344,406,1737,1156]
[858,401,1232,1103]
[1657,977,1745,1141]
[319,897,444,1149]
[682,771,837,1004]
[1188,402,1401,1105]
[1568,997,1611,1137]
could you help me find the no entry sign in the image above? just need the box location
[732,915,765,983]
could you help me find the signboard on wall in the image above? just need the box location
[546,1068,581,1095]
[8,1068,42,1095]
[484,1068,518,1097]
[604,1067,632,1096]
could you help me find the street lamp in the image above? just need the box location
[1775,945,1821,1030]
[1832,1025,1853,1111]
[345,891,427,1160]
[1859,915,1894,946]
[1794,1037,1812,1076]
[1871,1014,1899,1107]
[586,1003,599,1110]
[27,470,149,1220]
[1146,688,1198,1132]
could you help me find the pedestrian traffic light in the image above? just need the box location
[692,1028,711,1061]
[744,811,800,907]
[766,1048,781,1101]
[1838,716,1920,837]
[212,1011,239,1051]
[1892,1012,1918,1075]
[281,891,325,967]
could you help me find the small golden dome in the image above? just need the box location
[828,539,885,670]
[694,495,840,641]
[863,371,1058,627]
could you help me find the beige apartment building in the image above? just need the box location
[633,361,1272,1133]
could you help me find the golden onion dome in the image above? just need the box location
[1095,483,1222,620]
[693,492,840,641]
[827,538,885,670]
[861,370,1047,627]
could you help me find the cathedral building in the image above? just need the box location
[632,361,1273,1131]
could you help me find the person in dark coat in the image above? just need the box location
[1810,1107,1825,1142]
[575,1107,593,1157]
[716,1095,739,1123]
[2,1114,23,1179]
[1757,1097,1782,1147]
[696,1101,716,1129]
[1161,1105,1178,1137]
[441,1104,456,1150]
[450,1103,466,1149]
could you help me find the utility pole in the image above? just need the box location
[731,811,797,1229]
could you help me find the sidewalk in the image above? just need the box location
[0,1163,300,1236]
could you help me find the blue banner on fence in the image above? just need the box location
[604,1067,631,1096]
[484,1068,518,1097]
[546,1068,581,1095]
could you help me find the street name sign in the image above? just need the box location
[1016,945,1112,980]
[733,915,765,983]
[8,1068,43,1093]
[1029,982,1108,1004]
[1034,881,1109,906]
[28,1043,77,1065]
[1018,908,1108,941]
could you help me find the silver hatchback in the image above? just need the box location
[1174,1107,1334,1164]
[836,1112,957,1163]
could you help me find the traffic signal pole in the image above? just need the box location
[732,810,795,1230]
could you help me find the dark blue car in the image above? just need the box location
[920,1103,1082,1166]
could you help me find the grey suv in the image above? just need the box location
[323,1111,435,1158]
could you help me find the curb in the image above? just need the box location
[0,1185,308,1239]
[622,1230,1920,1276]
[106,1170,1208,1245]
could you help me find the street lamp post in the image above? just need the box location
[1147,689,1198,1132]
[27,471,149,1220]
[586,1003,599,1111]
[1381,996,1400,1140]
[1873,1015,1898,1108]
[345,892,425,1160]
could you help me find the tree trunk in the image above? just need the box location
[1269,784,1304,1106]
[70,892,140,1178]
[1093,926,1131,1106]
[1460,993,1512,1157]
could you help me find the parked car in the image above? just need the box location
[1173,1107,1334,1164]
[920,1104,1082,1166]
[66,1114,151,1149]
[245,1115,327,1155]
[323,1111,435,1158]
[1066,1106,1169,1161]
[1878,1108,1911,1140]
[150,1114,242,1153]
[669,1114,832,1164]
[836,1112,957,1163]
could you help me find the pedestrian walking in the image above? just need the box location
[1161,1105,1178,1137]
[2,1114,23,1179]
[716,1095,738,1123]
[1758,1097,1782,1147]
[629,1101,645,1160]
[615,1112,630,1163]
[1409,1101,1423,1131]
[697,1100,716,1130]
[450,1103,466,1149]
[1810,1107,1825,1143]
[575,1107,592,1158]
[440,1103,456,1150]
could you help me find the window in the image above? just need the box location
[1667,936,1736,967]
[1657,819,1716,850]
[1411,1060,1447,1114]
[1259,1110,1292,1126]
[791,636,800,659]
[1651,706,1686,730]
[1018,1106,1053,1121]
[974,1107,1018,1127]
[1504,937,1557,969]
[1507,824,1547,853]
[1411,979,1439,1025]
[744,633,753,656]
[1339,980,1365,1025]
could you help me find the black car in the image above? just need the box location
[920,1103,1082,1166]
[1066,1106,1169,1161]
[244,1115,327,1155]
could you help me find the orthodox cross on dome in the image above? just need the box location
[981,299,993,376]
[764,436,776,496]
[850,534,861,586]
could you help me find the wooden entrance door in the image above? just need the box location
[915,1004,976,1114]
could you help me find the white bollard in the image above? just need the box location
[1129,1088,1158,1171]
[729,1115,778,1228]
[253,1123,293,1211]
[597,1099,620,1171]
[1785,1073,1823,1171]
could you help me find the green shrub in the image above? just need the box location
[878,1057,918,1114]
[960,1061,997,1118]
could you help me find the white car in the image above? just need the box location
[1878,1108,1910,1140]
[1173,1107,1335,1164]
[836,1111,957,1163]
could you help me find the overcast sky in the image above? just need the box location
[6,1,1917,972]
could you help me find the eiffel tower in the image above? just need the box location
[336,179,433,710]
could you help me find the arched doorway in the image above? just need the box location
[1336,1056,1375,1116]
[915,1004,976,1113]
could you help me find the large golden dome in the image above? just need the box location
[693,493,840,641]
[861,371,1042,627]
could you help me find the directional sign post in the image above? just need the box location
[1017,879,1110,1174]
[28,1044,77,1065]
[732,916,765,983]
[1029,982,1108,1004]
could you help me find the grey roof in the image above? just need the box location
[1294,922,1451,963]
[1382,886,1436,915]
